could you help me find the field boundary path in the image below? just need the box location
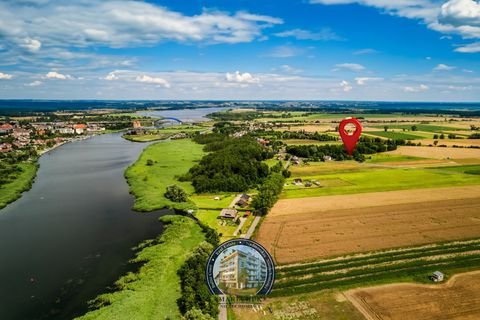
[244,216,261,239]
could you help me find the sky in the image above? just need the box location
[0,0,479,101]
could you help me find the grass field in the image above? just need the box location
[364,130,426,140]
[125,139,205,211]
[428,164,480,175]
[191,194,256,240]
[190,194,238,238]
[0,162,38,209]
[75,215,205,320]
[371,124,464,132]
[346,271,480,320]
[282,166,480,199]
[365,153,427,163]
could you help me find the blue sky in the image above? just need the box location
[0,0,479,101]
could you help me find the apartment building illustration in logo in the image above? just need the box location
[206,239,275,296]
[215,247,267,293]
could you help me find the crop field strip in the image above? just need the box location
[271,239,480,296]
[345,270,480,320]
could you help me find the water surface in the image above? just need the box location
[0,133,166,320]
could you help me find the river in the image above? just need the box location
[138,106,226,122]
[0,133,166,320]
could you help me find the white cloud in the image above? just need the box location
[46,71,71,80]
[355,77,383,85]
[310,0,439,21]
[404,84,429,92]
[4,69,480,101]
[447,84,472,91]
[439,0,480,28]
[310,0,480,51]
[225,71,259,84]
[334,63,366,72]
[353,48,378,55]
[433,63,456,71]
[279,65,303,74]
[275,28,342,41]
[235,12,283,24]
[135,75,170,88]
[0,72,13,80]
[266,45,304,58]
[340,80,352,92]
[455,42,480,52]
[104,72,119,81]
[0,1,282,52]
[18,38,42,52]
[25,80,42,86]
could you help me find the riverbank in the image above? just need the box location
[0,162,38,209]
[75,215,206,320]
[125,139,205,211]
[0,132,118,210]
[74,137,218,319]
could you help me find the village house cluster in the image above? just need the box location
[0,121,106,154]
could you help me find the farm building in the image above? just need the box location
[293,178,303,186]
[236,194,251,208]
[240,194,251,201]
[219,208,238,219]
[432,271,444,282]
[236,199,249,208]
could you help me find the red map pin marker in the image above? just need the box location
[339,117,362,155]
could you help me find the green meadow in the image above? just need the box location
[427,164,480,175]
[125,139,205,211]
[0,163,38,209]
[364,131,426,140]
[283,166,480,198]
[75,216,205,320]
[372,124,464,132]
[365,153,427,163]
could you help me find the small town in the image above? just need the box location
[0,121,107,154]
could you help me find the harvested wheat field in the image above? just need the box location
[256,186,480,264]
[388,146,480,159]
[345,271,480,320]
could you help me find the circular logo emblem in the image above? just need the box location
[205,239,275,296]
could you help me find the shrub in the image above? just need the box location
[164,185,188,202]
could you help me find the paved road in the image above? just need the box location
[229,194,242,208]
[233,217,246,236]
[244,216,261,239]
[218,295,227,320]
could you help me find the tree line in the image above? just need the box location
[286,137,405,162]
[177,222,219,320]
[182,134,274,193]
